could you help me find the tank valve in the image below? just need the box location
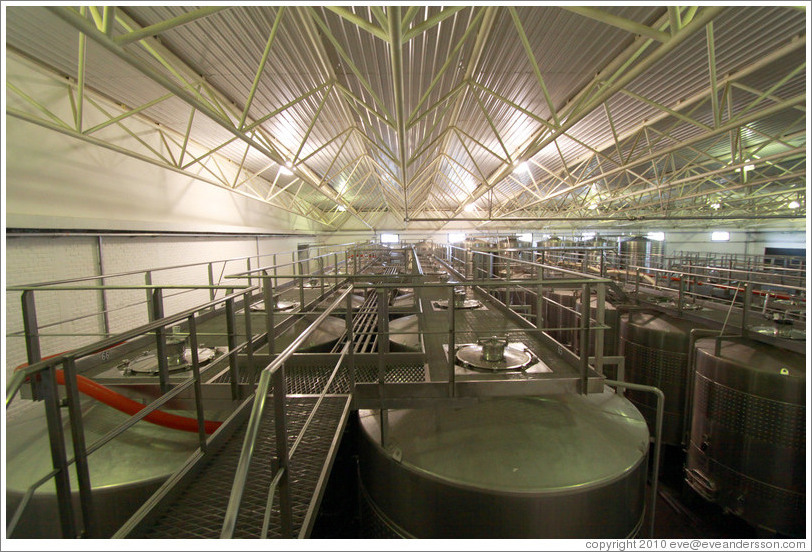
[478,336,509,362]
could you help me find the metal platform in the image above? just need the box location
[124,395,351,539]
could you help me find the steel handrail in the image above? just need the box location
[7,242,364,289]
[6,286,256,406]
[220,286,353,538]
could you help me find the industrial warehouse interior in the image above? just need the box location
[2,2,809,548]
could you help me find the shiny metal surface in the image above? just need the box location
[249,299,298,312]
[435,299,482,309]
[117,346,216,374]
[275,315,346,352]
[543,289,577,346]
[358,390,649,538]
[686,338,805,536]
[620,311,708,445]
[619,236,663,269]
[388,315,421,352]
[456,342,533,372]
[6,401,204,537]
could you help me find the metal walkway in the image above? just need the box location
[125,394,351,539]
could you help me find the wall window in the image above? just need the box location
[448,232,466,244]
[380,233,399,243]
[647,232,665,241]
[711,231,730,242]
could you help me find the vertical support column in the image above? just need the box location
[346,289,355,407]
[263,271,276,356]
[595,284,606,376]
[579,283,590,394]
[448,285,456,397]
[535,278,545,333]
[152,288,170,394]
[741,282,751,335]
[225,295,241,400]
[42,365,76,538]
[144,271,154,321]
[376,288,389,422]
[243,290,255,383]
[678,274,685,314]
[187,315,208,451]
[246,258,253,289]
[21,290,42,367]
[272,366,292,538]
[96,236,110,338]
[207,263,216,303]
[61,356,95,537]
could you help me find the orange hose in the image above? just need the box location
[54,370,222,434]
[15,345,222,434]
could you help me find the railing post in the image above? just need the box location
[144,271,154,321]
[152,288,171,393]
[208,263,216,303]
[187,315,208,451]
[448,285,456,397]
[243,290,255,384]
[42,365,77,538]
[272,366,293,538]
[678,274,685,314]
[263,271,275,356]
[346,288,355,407]
[579,283,590,393]
[62,356,96,537]
[21,290,43,399]
[225,294,241,400]
[377,287,389,445]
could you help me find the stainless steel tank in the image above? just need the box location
[387,314,421,352]
[619,236,663,269]
[685,338,805,537]
[275,315,346,352]
[543,289,578,347]
[620,311,709,445]
[5,401,205,537]
[358,389,649,538]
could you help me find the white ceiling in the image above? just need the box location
[5,5,807,232]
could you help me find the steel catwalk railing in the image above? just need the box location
[5,285,257,538]
[6,241,367,366]
[220,286,354,539]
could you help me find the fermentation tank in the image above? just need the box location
[358,389,649,538]
[543,289,578,347]
[274,315,347,352]
[619,236,663,269]
[387,314,421,352]
[6,401,206,537]
[619,311,708,445]
[685,337,805,536]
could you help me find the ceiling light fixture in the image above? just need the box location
[710,202,721,210]
[788,200,800,209]
[279,164,293,176]
[588,202,598,210]
[464,203,477,212]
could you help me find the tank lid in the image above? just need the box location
[695,337,805,378]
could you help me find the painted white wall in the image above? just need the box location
[5,55,325,235]
[3,234,316,384]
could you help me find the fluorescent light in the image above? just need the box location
[710,202,721,210]
[279,165,293,176]
[734,162,755,173]
[647,232,665,241]
[337,205,346,212]
[448,232,466,244]
[587,202,598,210]
[788,200,800,209]
[711,231,730,242]
[517,232,532,243]
[464,203,477,212]
[380,233,399,243]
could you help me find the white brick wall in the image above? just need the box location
[4,234,315,382]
